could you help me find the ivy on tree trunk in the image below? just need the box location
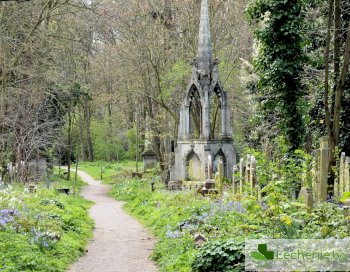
[247,0,307,151]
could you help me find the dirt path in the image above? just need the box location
[68,170,158,272]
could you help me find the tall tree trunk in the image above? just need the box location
[79,113,87,161]
[85,104,94,161]
[334,0,341,82]
[147,97,164,171]
[333,26,350,147]
[67,109,72,181]
[325,0,334,187]
[325,0,333,143]
[108,101,114,161]
[327,0,341,188]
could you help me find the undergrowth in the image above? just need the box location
[0,173,94,272]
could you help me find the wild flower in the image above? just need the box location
[31,227,60,249]
[166,229,182,239]
[0,209,21,227]
[209,201,246,215]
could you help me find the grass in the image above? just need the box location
[76,160,140,184]
[73,161,350,271]
[110,177,201,271]
[106,169,350,271]
[0,172,94,272]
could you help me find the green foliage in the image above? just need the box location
[0,175,94,271]
[124,126,144,161]
[246,137,312,193]
[340,192,350,202]
[160,60,191,101]
[192,239,245,272]
[246,0,307,150]
[107,162,347,271]
[300,203,350,239]
[91,119,126,161]
[77,160,137,184]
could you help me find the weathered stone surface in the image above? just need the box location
[298,187,314,212]
[29,158,47,181]
[170,0,236,182]
[142,117,157,172]
[239,158,244,193]
[317,137,329,202]
[142,151,157,172]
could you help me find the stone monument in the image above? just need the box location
[142,117,157,172]
[170,0,236,182]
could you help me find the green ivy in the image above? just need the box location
[246,0,307,151]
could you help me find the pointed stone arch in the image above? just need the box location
[185,83,202,105]
[185,84,203,139]
[212,82,226,105]
[211,82,231,139]
[210,83,223,139]
[213,149,227,177]
[185,150,202,181]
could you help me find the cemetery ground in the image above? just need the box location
[79,159,350,272]
[0,171,94,271]
[1,156,349,272]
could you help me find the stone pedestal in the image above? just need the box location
[170,139,235,181]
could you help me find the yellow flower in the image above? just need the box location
[280,215,293,226]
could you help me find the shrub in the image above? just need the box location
[191,239,245,272]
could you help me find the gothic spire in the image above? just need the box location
[197,0,212,76]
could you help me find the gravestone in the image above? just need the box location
[337,153,346,196]
[142,117,157,172]
[317,137,329,202]
[239,158,244,193]
[345,157,350,193]
[232,165,239,194]
[29,158,47,181]
[298,187,313,212]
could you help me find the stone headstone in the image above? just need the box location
[343,198,350,218]
[142,151,157,172]
[298,187,313,212]
[250,156,257,196]
[208,155,213,179]
[239,158,244,193]
[217,159,224,194]
[345,157,350,193]
[339,152,346,196]
[232,165,239,194]
[142,116,157,172]
[317,137,329,202]
[29,158,47,181]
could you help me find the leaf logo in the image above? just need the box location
[251,243,274,262]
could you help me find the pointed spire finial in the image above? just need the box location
[197,0,212,76]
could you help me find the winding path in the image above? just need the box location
[68,170,158,272]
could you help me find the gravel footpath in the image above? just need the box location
[68,170,158,272]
